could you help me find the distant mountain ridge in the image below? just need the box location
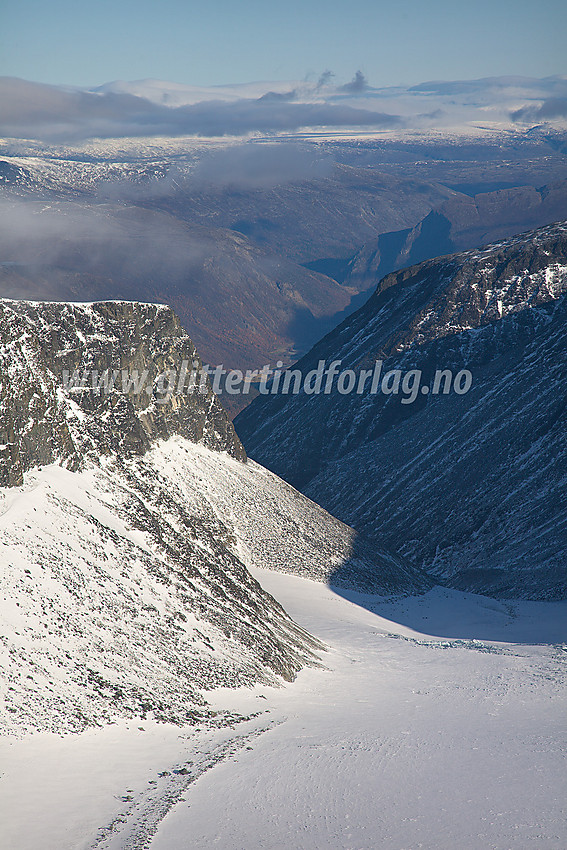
[1,150,566,420]
[343,177,567,291]
[0,166,457,415]
[0,198,357,408]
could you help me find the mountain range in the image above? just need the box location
[343,177,567,290]
[2,155,567,419]
[1,69,566,850]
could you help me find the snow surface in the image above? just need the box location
[1,567,565,850]
[0,437,331,735]
[0,432,419,737]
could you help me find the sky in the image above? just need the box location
[1,0,566,89]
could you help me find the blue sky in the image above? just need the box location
[1,0,566,88]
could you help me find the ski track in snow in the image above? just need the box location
[89,723,278,850]
[1,567,566,850]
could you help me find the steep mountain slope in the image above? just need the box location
[0,299,430,735]
[235,222,567,599]
[344,178,567,290]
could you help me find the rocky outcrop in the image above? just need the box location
[0,299,244,487]
[0,298,432,735]
[0,299,326,734]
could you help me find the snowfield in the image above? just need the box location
[1,566,565,850]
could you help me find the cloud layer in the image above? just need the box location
[0,77,400,142]
[1,74,566,143]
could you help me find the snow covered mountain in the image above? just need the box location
[0,299,430,735]
[235,222,567,600]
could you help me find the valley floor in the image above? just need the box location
[1,570,566,850]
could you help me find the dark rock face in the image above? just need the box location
[345,178,567,292]
[235,222,567,600]
[0,299,244,486]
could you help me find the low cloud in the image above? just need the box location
[96,143,335,200]
[0,197,213,286]
[0,77,401,142]
[511,98,567,123]
[339,71,368,94]
[5,72,563,144]
[188,143,333,188]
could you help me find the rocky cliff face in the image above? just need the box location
[0,299,244,487]
[235,222,567,600]
[0,300,313,734]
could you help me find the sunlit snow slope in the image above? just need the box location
[2,568,564,850]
